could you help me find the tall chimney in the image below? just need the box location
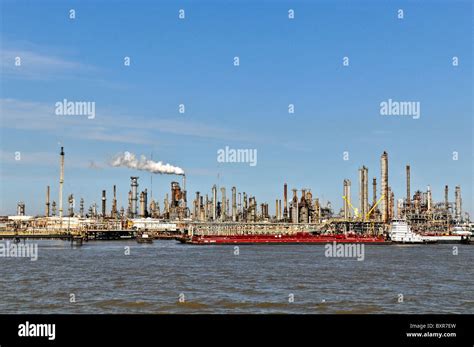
[59,146,65,219]
[204,194,209,220]
[128,190,132,217]
[455,185,462,220]
[102,190,106,218]
[343,180,347,219]
[200,196,204,220]
[195,191,200,219]
[358,168,363,217]
[291,189,298,224]
[363,166,368,218]
[406,165,411,211]
[79,198,84,217]
[275,199,279,220]
[144,189,148,217]
[139,190,147,218]
[389,187,394,220]
[283,183,288,220]
[130,177,139,218]
[232,187,237,222]
[372,178,377,208]
[112,185,117,218]
[212,185,217,221]
[45,185,50,217]
[358,167,369,219]
[220,187,226,221]
[68,194,74,217]
[182,175,187,210]
[164,193,169,213]
[243,192,248,221]
[380,151,389,223]
[444,185,449,212]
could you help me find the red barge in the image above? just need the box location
[178,232,389,245]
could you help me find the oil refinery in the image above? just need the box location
[1,147,472,244]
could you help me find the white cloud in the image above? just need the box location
[0,47,93,80]
[0,98,263,145]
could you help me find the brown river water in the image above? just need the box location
[0,240,473,314]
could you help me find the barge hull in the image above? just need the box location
[179,233,389,245]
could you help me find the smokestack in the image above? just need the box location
[315,198,320,222]
[275,199,279,220]
[200,196,204,220]
[358,166,369,219]
[182,175,187,209]
[358,168,363,217]
[164,193,169,213]
[79,198,84,217]
[144,189,148,217]
[363,166,368,219]
[68,194,74,217]
[102,190,106,218]
[445,185,449,212]
[127,190,132,217]
[59,146,64,219]
[406,165,411,211]
[243,192,248,221]
[220,187,226,221]
[112,185,117,218]
[45,185,50,217]
[343,180,347,218]
[204,194,209,220]
[455,185,462,221]
[278,200,282,220]
[212,185,217,221]
[380,151,389,223]
[139,190,147,218]
[283,183,288,220]
[150,200,157,218]
[232,187,237,222]
[372,178,377,208]
[389,188,394,220]
[291,189,298,224]
[195,192,200,219]
[130,177,139,218]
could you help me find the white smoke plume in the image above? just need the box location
[110,151,185,175]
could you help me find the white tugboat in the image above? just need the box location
[389,220,435,244]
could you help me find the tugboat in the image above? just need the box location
[389,220,435,244]
[136,232,153,244]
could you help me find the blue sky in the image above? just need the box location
[0,0,472,217]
